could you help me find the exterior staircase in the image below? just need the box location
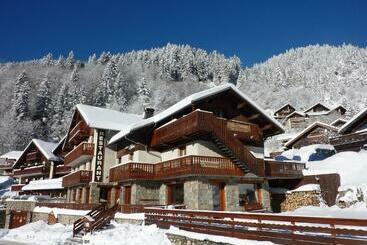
[72,203,119,237]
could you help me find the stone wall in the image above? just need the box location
[167,233,232,245]
[280,190,323,212]
[184,180,213,210]
[131,182,160,205]
[224,183,241,211]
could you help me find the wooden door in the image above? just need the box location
[9,211,27,229]
[219,183,225,211]
[167,185,173,205]
[124,186,131,204]
[115,186,121,204]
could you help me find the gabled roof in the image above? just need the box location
[14,139,61,167]
[0,151,23,161]
[304,103,330,113]
[330,118,347,127]
[284,111,306,120]
[285,121,338,148]
[75,104,143,131]
[273,103,296,116]
[109,83,284,145]
[339,108,367,134]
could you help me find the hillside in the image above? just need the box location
[0,43,366,152]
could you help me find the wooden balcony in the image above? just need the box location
[64,142,94,167]
[151,110,262,148]
[62,170,92,188]
[109,155,244,182]
[13,166,48,177]
[68,121,92,144]
[26,151,40,162]
[150,110,265,176]
[55,165,71,175]
[0,163,13,170]
[330,131,367,151]
[264,160,305,179]
[11,184,25,192]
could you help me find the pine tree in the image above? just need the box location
[12,71,31,121]
[98,51,111,64]
[94,59,118,106]
[35,74,52,122]
[137,77,151,104]
[40,53,54,66]
[65,51,75,69]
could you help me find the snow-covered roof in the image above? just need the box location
[22,178,63,191]
[75,104,143,131]
[273,103,296,115]
[14,139,61,167]
[285,122,338,148]
[0,151,23,160]
[284,111,306,120]
[288,184,320,193]
[339,108,367,134]
[303,103,330,113]
[109,83,284,145]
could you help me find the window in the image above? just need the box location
[178,146,186,157]
[239,184,257,205]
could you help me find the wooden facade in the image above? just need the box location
[330,108,367,152]
[273,104,296,119]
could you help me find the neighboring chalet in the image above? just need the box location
[0,151,22,176]
[273,104,296,119]
[282,104,346,131]
[107,84,305,212]
[11,139,67,195]
[331,108,367,152]
[60,104,142,205]
[284,122,338,149]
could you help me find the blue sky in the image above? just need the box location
[0,0,366,66]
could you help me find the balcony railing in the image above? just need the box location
[68,121,92,144]
[62,170,92,188]
[109,155,244,182]
[264,160,305,178]
[13,166,48,177]
[26,151,40,162]
[64,142,94,167]
[11,184,25,192]
[0,163,13,170]
[55,165,71,175]
[150,110,265,176]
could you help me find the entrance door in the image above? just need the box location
[124,186,131,204]
[167,183,184,205]
[212,183,225,211]
[9,211,27,229]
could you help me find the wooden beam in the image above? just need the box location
[261,124,273,131]
[247,114,260,121]
[237,102,247,109]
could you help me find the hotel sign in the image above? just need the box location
[94,130,105,182]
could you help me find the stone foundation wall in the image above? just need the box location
[131,182,160,205]
[167,233,232,245]
[224,183,241,211]
[184,180,213,210]
[280,190,323,211]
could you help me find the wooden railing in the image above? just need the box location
[330,131,367,149]
[0,163,14,170]
[13,166,48,177]
[26,151,39,162]
[150,110,265,176]
[55,165,71,175]
[36,202,99,210]
[145,208,367,245]
[68,121,92,144]
[64,142,94,166]
[264,160,305,178]
[119,204,186,213]
[10,184,25,192]
[62,170,92,188]
[109,155,244,182]
[73,204,107,236]
[87,203,119,234]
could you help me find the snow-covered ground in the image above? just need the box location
[0,221,274,245]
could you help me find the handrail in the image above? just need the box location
[145,208,367,244]
[73,204,107,237]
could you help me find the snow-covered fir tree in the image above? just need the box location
[11,71,31,121]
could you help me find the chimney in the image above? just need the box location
[143,103,155,119]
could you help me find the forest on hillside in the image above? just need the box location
[0,43,366,152]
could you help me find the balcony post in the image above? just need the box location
[66,188,71,202]
[49,162,55,179]
[81,187,88,204]
[258,181,271,211]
